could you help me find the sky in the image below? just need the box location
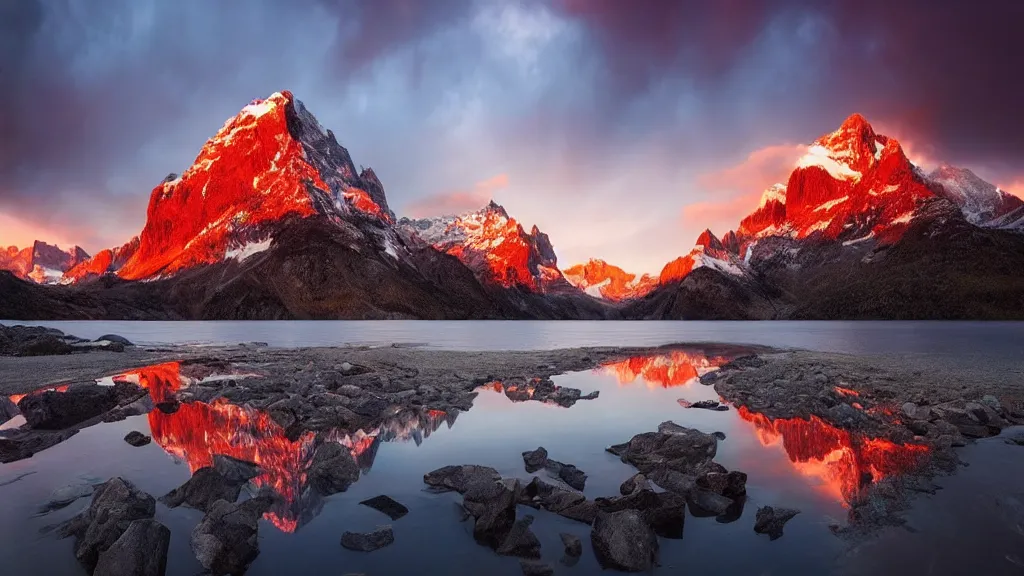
[2,0,1023,274]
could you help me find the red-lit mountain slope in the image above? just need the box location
[0,241,89,284]
[562,259,657,301]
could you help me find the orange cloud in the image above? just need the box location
[0,213,81,250]
[697,143,806,194]
[404,173,510,218]
[999,179,1024,200]
[680,191,760,238]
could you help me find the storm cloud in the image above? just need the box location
[1,0,1021,272]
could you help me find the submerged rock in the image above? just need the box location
[754,506,800,540]
[123,431,151,447]
[340,526,395,552]
[591,510,659,572]
[191,497,273,575]
[520,560,555,576]
[93,519,170,576]
[58,477,156,572]
[496,515,542,559]
[560,532,583,557]
[359,495,409,521]
[38,482,96,514]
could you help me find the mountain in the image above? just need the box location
[0,241,89,284]
[562,259,657,301]
[626,113,1024,320]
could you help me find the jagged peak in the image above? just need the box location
[759,183,787,207]
[695,229,724,250]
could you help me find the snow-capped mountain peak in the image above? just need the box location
[926,163,1024,227]
[562,259,657,301]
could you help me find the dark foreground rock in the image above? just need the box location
[95,334,135,347]
[522,447,548,473]
[39,482,96,514]
[607,421,719,476]
[520,560,555,576]
[18,381,146,429]
[754,506,800,540]
[560,532,582,557]
[520,446,587,490]
[340,526,395,552]
[359,495,409,520]
[58,477,157,572]
[123,431,151,447]
[463,479,519,547]
[93,519,170,576]
[496,515,541,559]
[0,428,77,463]
[0,395,18,424]
[596,489,686,539]
[519,477,598,524]
[16,335,74,357]
[591,510,659,572]
[191,496,273,575]
[424,464,501,494]
[308,442,361,496]
[160,468,245,512]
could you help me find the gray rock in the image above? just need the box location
[0,395,18,425]
[212,455,261,484]
[423,464,500,494]
[191,497,272,575]
[160,468,243,512]
[689,399,729,411]
[18,383,127,429]
[697,470,747,498]
[359,495,409,520]
[590,510,659,572]
[308,442,360,496]
[93,519,169,576]
[687,489,734,516]
[596,489,687,539]
[103,395,155,423]
[0,428,78,464]
[336,384,363,397]
[463,479,518,547]
[620,473,651,495]
[95,334,134,347]
[981,395,1002,412]
[608,422,718,476]
[648,469,696,495]
[522,447,548,473]
[16,335,74,356]
[496,515,541,558]
[340,526,395,552]
[59,477,156,571]
[754,506,800,540]
[123,431,151,447]
[560,532,582,557]
[520,560,555,576]
[353,396,389,418]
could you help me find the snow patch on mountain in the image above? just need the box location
[225,238,273,262]
[797,145,862,181]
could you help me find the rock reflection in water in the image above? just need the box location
[600,350,733,388]
[737,406,930,506]
[120,362,454,533]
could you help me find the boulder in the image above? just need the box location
[423,465,501,494]
[560,532,582,557]
[123,431,151,447]
[697,470,747,498]
[687,488,734,517]
[590,510,659,572]
[93,519,170,576]
[308,442,360,496]
[596,489,686,539]
[59,477,156,571]
[620,473,651,495]
[607,422,718,476]
[16,335,74,356]
[160,468,243,512]
[95,334,134,347]
[520,561,555,576]
[340,526,395,552]
[212,455,261,484]
[522,447,548,473]
[496,515,542,558]
[0,428,78,463]
[754,506,800,540]
[359,495,409,521]
[549,461,587,491]
[463,479,518,547]
[18,383,123,429]
[191,497,273,575]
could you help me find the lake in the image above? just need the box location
[0,322,1022,575]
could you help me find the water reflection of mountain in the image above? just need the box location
[737,406,929,506]
[600,349,734,388]
[123,362,455,533]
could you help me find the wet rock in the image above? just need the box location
[463,479,518,547]
[754,506,800,540]
[547,460,587,491]
[308,442,360,496]
[687,489,734,517]
[38,482,96,514]
[423,464,500,494]
[59,477,156,571]
[558,499,599,524]
[340,526,395,552]
[520,560,555,576]
[154,399,180,414]
[18,383,124,429]
[496,515,541,558]
[712,431,727,441]
[697,470,747,499]
[689,399,729,412]
[95,334,134,347]
[359,495,409,520]
[597,489,687,539]
[191,497,273,575]
[123,431,151,447]
[160,468,243,512]
[607,421,718,476]
[648,469,696,495]
[590,510,659,572]
[0,428,78,463]
[93,519,169,576]
[213,455,261,484]
[560,533,582,557]
[0,395,18,424]
[522,447,548,473]
[103,394,155,423]
[620,473,651,495]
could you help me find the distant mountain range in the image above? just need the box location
[2,93,1022,320]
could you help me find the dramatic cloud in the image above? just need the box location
[680,192,761,242]
[1,0,1021,273]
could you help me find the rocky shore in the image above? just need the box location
[1,325,1022,574]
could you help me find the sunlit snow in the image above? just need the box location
[225,238,273,261]
[797,145,861,181]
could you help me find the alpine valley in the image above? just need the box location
[2,95,1023,320]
